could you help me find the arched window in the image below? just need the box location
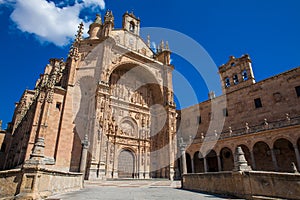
[233,74,239,85]
[242,70,248,81]
[129,21,135,32]
[225,77,230,87]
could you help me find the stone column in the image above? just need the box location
[203,157,208,173]
[250,150,256,170]
[270,148,279,171]
[293,145,300,170]
[217,155,222,171]
[138,146,143,179]
[144,146,150,179]
[80,134,89,174]
[180,145,187,174]
[105,140,113,179]
[26,137,46,165]
[191,158,194,173]
[112,142,118,178]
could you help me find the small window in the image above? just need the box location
[197,116,202,124]
[223,108,228,117]
[233,74,239,85]
[295,86,300,97]
[231,62,236,67]
[225,77,230,87]
[242,70,248,81]
[56,102,61,111]
[254,98,262,108]
[129,21,135,32]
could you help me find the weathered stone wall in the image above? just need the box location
[179,66,300,144]
[178,64,300,173]
[0,169,22,199]
[0,167,83,200]
[182,171,300,199]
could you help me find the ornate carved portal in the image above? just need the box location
[88,63,174,180]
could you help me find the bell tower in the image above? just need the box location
[218,54,255,93]
[122,11,140,35]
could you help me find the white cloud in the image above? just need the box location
[84,0,105,9]
[9,0,105,46]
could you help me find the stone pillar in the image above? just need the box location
[144,148,150,179]
[179,137,187,175]
[169,133,176,180]
[26,137,46,165]
[217,155,222,171]
[191,158,195,173]
[180,146,187,174]
[270,148,279,171]
[112,142,118,179]
[105,141,113,179]
[138,146,143,179]
[250,150,256,170]
[80,134,89,175]
[293,145,300,171]
[203,157,208,173]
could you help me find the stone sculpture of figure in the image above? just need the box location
[127,87,131,101]
[123,85,128,100]
[110,145,114,164]
[291,162,298,173]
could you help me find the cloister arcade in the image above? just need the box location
[183,137,300,173]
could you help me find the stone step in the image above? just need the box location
[252,195,287,200]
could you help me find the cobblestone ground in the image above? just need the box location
[47,180,237,200]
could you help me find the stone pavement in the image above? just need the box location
[47,180,237,200]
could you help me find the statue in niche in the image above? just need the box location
[97,129,101,140]
[123,85,128,101]
[133,92,137,104]
[135,113,140,120]
[127,87,131,101]
[100,99,105,112]
[109,145,114,164]
[141,148,145,165]
[120,84,124,99]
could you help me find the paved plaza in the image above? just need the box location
[47,180,236,200]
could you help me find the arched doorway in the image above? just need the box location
[206,150,218,172]
[118,149,135,178]
[253,141,273,171]
[274,138,297,172]
[220,147,234,171]
[194,151,204,173]
[186,153,192,173]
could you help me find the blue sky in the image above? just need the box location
[0,0,299,128]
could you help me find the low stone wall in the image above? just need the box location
[0,169,23,199]
[0,166,83,200]
[182,171,300,199]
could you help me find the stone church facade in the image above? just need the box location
[0,11,177,180]
[0,10,300,186]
